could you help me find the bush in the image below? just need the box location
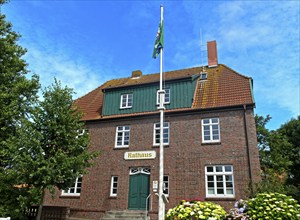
[165,200,226,220]
[246,192,300,219]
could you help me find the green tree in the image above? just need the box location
[0,0,40,217]
[0,1,98,217]
[254,115,300,201]
[278,116,300,200]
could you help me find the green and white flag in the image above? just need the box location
[152,21,164,59]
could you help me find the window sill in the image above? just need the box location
[205,197,235,201]
[120,107,132,110]
[152,144,169,148]
[59,195,80,199]
[109,196,118,199]
[201,142,221,146]
[114,146,129,150]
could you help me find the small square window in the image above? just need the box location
[157,89,170,105]
[200,73,207,80]
[120,93,133,109]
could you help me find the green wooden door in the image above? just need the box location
[128,173,150,210]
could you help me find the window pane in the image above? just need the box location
[208,188,214,194]
[217,182,223,187]
[208,182,214,187]
[225,166,232,172]
[206,167,213,172]
[204,136,210,141]
[203,119,210,124]
[216,166,223,172]
[212,125,218,130]
[207,176,214,181]
[225,175,232,181]
[227,189,234,195]
[203,125,210,131]
[217,189,224,194]
[212,129,219,135]
[212,118,218,123]
[216,175,223,181]
[213,134,219,140]
[204,130,210,136]
[226,182,233,187]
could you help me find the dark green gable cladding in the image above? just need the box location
[102,76,198,116]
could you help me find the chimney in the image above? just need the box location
[207,40,218,67]
[131,70,142,78]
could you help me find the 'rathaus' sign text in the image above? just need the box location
[124,151,156,160]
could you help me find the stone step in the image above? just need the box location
[101,210,149,220]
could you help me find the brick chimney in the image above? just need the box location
[207,40,218,67]
[131,70,142,78]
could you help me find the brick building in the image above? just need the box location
[43,41,261,219]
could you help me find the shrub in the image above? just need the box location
[246,192,300,219]
[165,200,226,220]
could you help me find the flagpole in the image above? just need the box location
[158,4,165,220]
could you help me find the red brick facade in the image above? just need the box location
[43,106,260,220]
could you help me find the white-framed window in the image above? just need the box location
[110,176,118,197]
[62,176,82,196]
[163,175,169,197]
[120,93,133,109]
[157,88,170,105]
[200,72,208,80]
[202,118,220,143]
[115,126,130,148]
[205,165,234,198]
[153,122,169,146]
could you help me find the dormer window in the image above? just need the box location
[120,93,133,109]
[200,73,208,80]
[157,88,170,105]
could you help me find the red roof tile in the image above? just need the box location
[74,64,254,121]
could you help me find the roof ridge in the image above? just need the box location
[219,64,252,79]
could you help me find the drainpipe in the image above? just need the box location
[243,105,253,195]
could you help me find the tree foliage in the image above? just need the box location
[255,114,300,201]
[0,2,98,218]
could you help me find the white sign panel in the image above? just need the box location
[124,151,156,160]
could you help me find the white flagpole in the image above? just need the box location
[158,4,165,220]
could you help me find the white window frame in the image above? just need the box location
[157,88,170,105]
[153,122,169,146]
[202,118,220,143]
[163,175,169,197]
[115,126,130,148]
[205,165,234,198]
[61,176,82,196]
[120,93,133,109]
[110,176,118,197]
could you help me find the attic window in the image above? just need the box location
[200,73,207,80]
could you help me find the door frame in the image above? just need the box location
[128,167,150,210]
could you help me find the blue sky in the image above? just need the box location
[2,1,299,130]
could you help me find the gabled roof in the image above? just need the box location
[74,64,254,121]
